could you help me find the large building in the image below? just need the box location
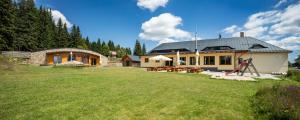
[140,33,291,73]
[2,48,108,66]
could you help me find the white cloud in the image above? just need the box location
[50,10,72,28]
[274,0,288,8]
[139,13,192,44]
[223,25,241,34]
[137,0,169,12]
[223,2,300,50]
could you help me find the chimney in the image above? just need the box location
[240,32,245,37]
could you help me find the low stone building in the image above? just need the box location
[2,48,108,66]
[121,55,140,67]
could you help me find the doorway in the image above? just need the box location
[53,55,62,64]
[91,58,97,65]
[165,57,174,66]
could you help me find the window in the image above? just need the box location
[249,44,267,49]
[204,56,215,65]
[220,56,232,65]
[145,58,149,63]
[68,54,76,61]
[198,57,200,65]
[155,60,160,63]
[189,57,196,65]
[202,46,234,51]
[180,57,186,65]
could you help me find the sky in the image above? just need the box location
[35,0,300,62]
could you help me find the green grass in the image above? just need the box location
[0,66,299,120]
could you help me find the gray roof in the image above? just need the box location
[129,55,140,62]
[150,37,291,54]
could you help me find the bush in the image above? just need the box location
[252,85,300,120]
[286,70,300,82]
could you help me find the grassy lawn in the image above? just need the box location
[0,66,299,120]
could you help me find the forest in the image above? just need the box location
[0,0,146,57]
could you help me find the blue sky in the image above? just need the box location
[36,0,300,62]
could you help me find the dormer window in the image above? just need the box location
[249,44,267,49]
[202,46,234,51]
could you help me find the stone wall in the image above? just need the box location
[1,51,31,58]
[100,55,109,67]
[30,51,47,65]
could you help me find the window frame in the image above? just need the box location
[204,56,215,65]
[145,58,149,63]
[180,57,186,65]
[68,54,76,61]
[189,57,196,65]
[219,56,232,65]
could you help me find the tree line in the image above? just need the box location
[0,0,147,57]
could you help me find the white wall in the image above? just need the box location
[240,52,289,73]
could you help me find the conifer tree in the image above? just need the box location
[107,40,115,51]
[142,43,146,55]
[15,0,39,51]
[126,47,132,55]
[54,18,63,48]
[37,7,55,50]
[85,37,91,49]
[102,44,110,56]
[69,25,77,48]
[91,41,97,52]
[0,0,16,50]
[96,38,101,53]
[61,23,70,47]
[133,39,142,56]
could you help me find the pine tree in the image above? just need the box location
[102,44,110,56]
[126,47,132,55]
[15,0,39,51]
[48,9,56,48]
[37,7,55,50]
[142,43,146,55]
[69,25,77,48]
[108,40,115,51]
[75,26,83,48]
[96,38,101,53]
[54,18,63,48]
[91,41,97,52]
[133,39,142,56]
[61,23,70,47]
[85,37,91,49]
[0,0,16,51]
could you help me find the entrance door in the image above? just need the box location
[53,55,62,64]
[91,58,97,65]
[165,57,174,66]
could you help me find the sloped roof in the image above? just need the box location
[129,55,140,62]
[150,37,291,53]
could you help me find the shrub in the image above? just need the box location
[252,85,300,120]
[286,70,300,82]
